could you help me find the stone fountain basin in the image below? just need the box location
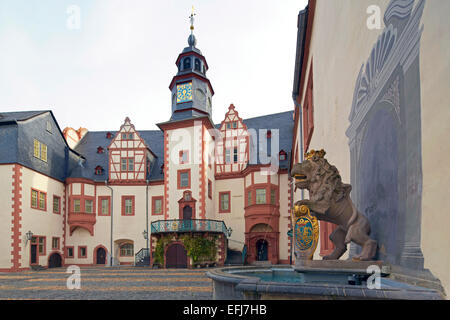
[206,265,443,300]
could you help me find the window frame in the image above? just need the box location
[255,188,267,205]
[98,196,111,216]
[219,191,231,213]
[152,196,164,216]
[51,237,60,250]
[121,195,135,216]
[66,246,74,258]
[119,243,134,257]
[53,195,61,214]
[31,188,47,211]
[177,169,191,189]
[78,246,87,259]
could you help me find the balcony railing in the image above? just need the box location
[151,219,227,235]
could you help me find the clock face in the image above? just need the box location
[176,82,193,103]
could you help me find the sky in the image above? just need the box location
[0,0,308,131]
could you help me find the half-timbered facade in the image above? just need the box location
[0,18,295,271]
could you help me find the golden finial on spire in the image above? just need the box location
[189,5,196,32]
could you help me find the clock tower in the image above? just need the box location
[168,9,214,121]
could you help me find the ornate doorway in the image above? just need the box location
[96,247,107,265]
[165,243,187,268]
[256,239,268,261]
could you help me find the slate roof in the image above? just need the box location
[0,110,48,124]
[69,110,294,180]
[1,109,293,181]
[71,130,165,182]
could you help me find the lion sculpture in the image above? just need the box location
[291,149,377,261]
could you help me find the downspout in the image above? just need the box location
[146,180,149,253]
[105,181,113,266]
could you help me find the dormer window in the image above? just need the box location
[106,132,113,139]
[194,58,201,71]
[95,166,103,175]
[183,57,191,70]
[97,146,104,154]
[279,150,287,161]
[267,130,272,138]
[46,121,52,133]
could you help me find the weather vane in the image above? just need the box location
[189,5,196,34]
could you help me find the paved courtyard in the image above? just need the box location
[0,267,213,300]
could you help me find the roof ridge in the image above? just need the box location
[242,110,294,122]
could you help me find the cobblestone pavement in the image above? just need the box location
[0,267,213,300]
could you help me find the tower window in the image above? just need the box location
[194,58,201,71]
[183,57,191,70]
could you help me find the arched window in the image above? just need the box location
[194,58,201,71]
[183,57,191,70]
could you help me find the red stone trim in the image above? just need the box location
[178,191,197,220]
[164,131,170,220]
[11,164,23,271]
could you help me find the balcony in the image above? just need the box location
[68,212,96,236]
[151,219,228,235]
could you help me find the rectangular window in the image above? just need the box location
[225,149,231,164]
[122,196,135,216]
[66,247,74,258]
[256,188,266,204]
[98,197,110,216]
[270,189,276,205]
[33,139,47,162]
[121,158,134,171]
[120,243,133,257]
[121,133,133,140]
[31,189,38,208]
[177,169,190,189]
[152,197,163,215]
[38,237,46,255]
[219,192,231,213]
[226,123,231,129]
[73,199,80,212]
[247,190,252,206]
[33,139,40,158]
[233,147,238,163]
[85,199,93,213]
[39,192,46,210]
[232,121,237,129]
[52,237,60,250]
[31,189,46,211]
[128,158,134,171]
[78,246,87,258]
[53,196,60,214]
